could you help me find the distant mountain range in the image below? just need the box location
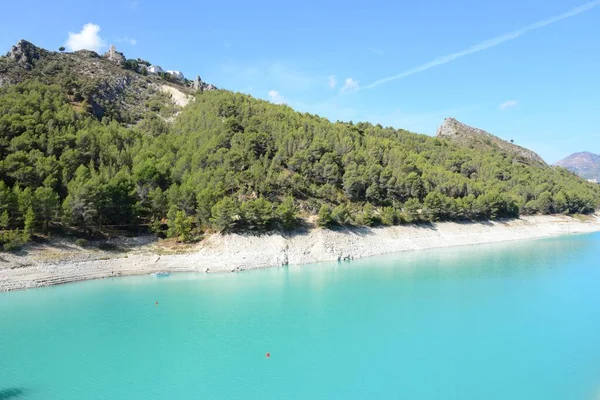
[556,152,600,182]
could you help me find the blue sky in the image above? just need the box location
[1,0,599,163]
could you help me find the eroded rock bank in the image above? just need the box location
[1,215,599,292]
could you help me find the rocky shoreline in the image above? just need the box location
[1,214,599,292]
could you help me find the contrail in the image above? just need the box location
[363,1,600,90]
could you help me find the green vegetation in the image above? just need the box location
[0,80,599,250]
[1,43,188,125]
[123,59,140,72]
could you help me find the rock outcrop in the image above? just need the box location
[191,75,217,91]
[437,117,546,165]
[7,40,48,70]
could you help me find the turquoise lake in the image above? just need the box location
[1,233,600,399]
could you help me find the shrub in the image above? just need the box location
[361,203,377,226]
[149,218,164,235]
[276,196,299,230]
[317,205,332,228]
[0,230,26,252]
[75,238,88,247]
[173,210,194,242]
[380,207,397,226]
[123,59,140,72]
[331,204,351,226]
[210,198,241,232]
[240,198,274,231]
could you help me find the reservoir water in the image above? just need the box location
[1,233,600,399]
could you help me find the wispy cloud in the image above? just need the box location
[328,75,337,89]
[364,0,600,90]
[118,36,137,45]
[368,48,384,56]
[127,0,140,9]
[268,90,286,105]
[65,23,106,52]
[224,40,231,48]
[340,78,359,93]
[499,100,518,110]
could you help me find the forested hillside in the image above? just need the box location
[1,45,599,250]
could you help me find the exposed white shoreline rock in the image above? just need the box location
[1,214,599,292]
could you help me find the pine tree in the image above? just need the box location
[24,207,36,239]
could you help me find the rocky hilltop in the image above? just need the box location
[437,117,546,166]
[0,40,216,122]
[556,152,600,182]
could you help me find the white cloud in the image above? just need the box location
[340,78,359,93]
[368,48,384,56]
[224,40,231,48]
[364,0,600,90]
[268,90,286,105]
[499,100,518,110]
[328,75,337,89]
[66,23,106,52]
[118,36,137,45]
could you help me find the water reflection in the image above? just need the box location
[0,388,25,400]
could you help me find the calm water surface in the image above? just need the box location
[1,233,600,399]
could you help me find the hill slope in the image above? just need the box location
[0,41,599,250]
[437,117,546,166]
[1,40,215,123]
[556,152,600,182]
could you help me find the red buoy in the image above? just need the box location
[266,352,270,358]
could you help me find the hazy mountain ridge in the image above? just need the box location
[556,152,600,182]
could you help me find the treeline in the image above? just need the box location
[0,81,599,250]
